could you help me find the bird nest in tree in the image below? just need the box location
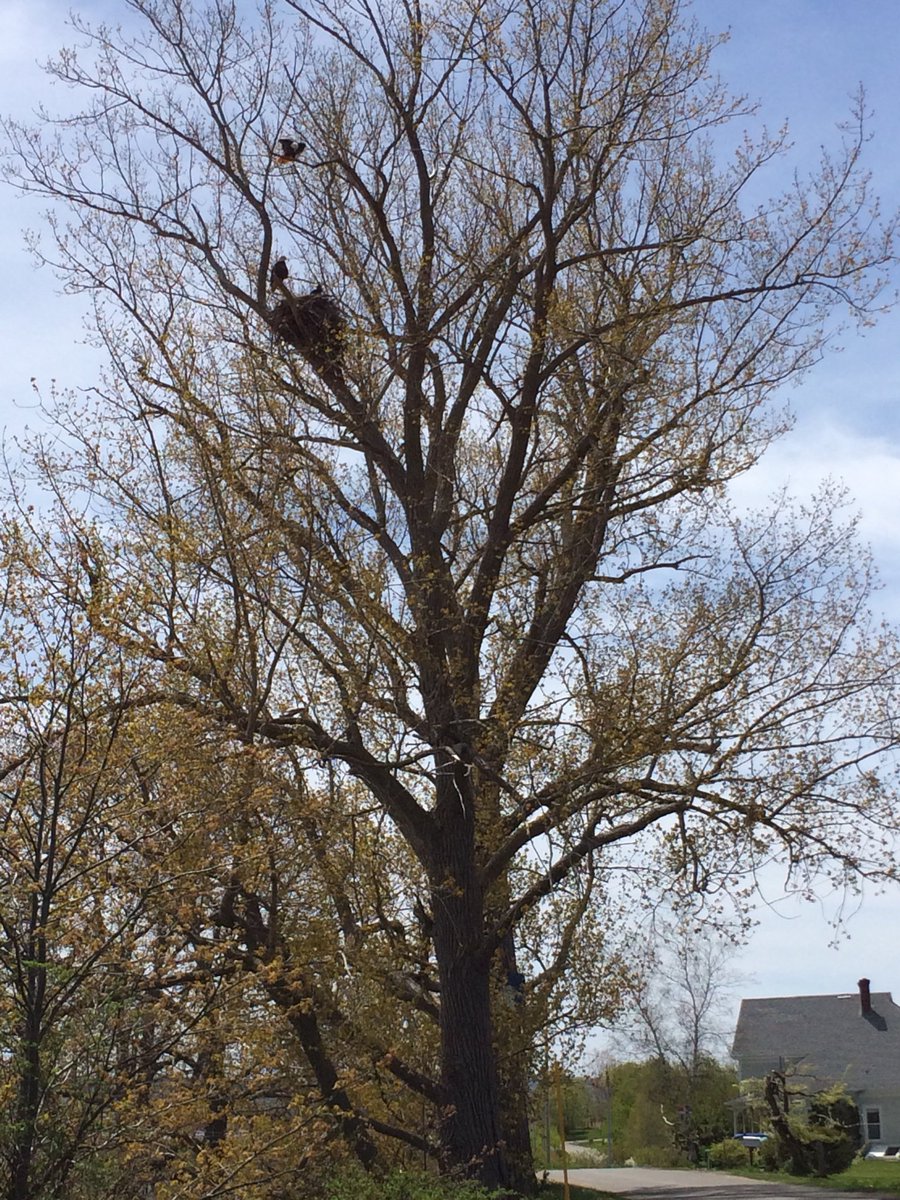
[269,293,345,364]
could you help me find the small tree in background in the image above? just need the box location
[614,919,743,1071]
[606,919,742,1159]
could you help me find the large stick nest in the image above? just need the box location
[268,292,346,369]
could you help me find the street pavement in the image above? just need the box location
[546,1166,896,1199]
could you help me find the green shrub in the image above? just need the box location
[320,1166,497,1200]
[757,1128,855,1177]
[801,1129,856,1177]
[706,1138,751,1169]
[632,1145,688,1168]
[757,1136,782,1172]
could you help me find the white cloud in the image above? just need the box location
[730,422,900,603]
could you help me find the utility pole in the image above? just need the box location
[543,1040,551,1167]
[554,1060,570,1200]
[606,1068,613,1166]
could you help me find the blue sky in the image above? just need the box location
[1,1,899,1018]
[686,1,900,1010]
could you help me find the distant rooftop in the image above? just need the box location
[732,981,900,1092]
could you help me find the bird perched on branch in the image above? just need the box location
[270,255,289,291]
[273,137,305,164]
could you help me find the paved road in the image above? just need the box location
[546,1166,895,1199]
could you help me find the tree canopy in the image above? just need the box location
[2,0,899,1193]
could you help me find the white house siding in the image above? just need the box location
[858,1093,900,1145]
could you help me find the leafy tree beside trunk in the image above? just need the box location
[0,539,167,1200]
[3,0,899,1190]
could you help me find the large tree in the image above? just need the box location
[4,0,900,1189]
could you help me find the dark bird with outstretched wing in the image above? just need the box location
[273,137,306,164]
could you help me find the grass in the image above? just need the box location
[534,1150,571,1170]
[566,1128,606,1142]
[697,1158,900,1193]
[838,1161,900,1191]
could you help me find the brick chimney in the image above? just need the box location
[859,978,872,1015]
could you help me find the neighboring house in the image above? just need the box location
[731,979,900,1146]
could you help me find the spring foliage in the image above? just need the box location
[2,0,899,1192]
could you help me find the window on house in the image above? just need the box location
[866,1108,882,1141]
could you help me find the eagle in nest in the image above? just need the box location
[270,255,289,290]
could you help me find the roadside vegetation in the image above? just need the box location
[709,1159,900,1194]
[537,1062,893,1195]
[533,1058,738,1171]
[317,1167,500,1200]
[302,1171,612,1200]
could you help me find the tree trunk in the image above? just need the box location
[764,1070,810,1174]
[431,775,511,1190]
[433,907,507,1186]
[495,1022,537,1194]
[7,1006,42,1200]
[495,931,538,1195]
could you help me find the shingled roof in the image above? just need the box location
[731,980,900,1093]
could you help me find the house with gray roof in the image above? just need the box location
[731,979,900,1146]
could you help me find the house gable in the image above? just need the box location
[732,980,900,1102]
